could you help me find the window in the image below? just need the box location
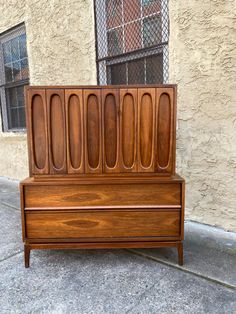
[94,0,168,85]
[141,0,157,6]
[143,15,162,47]
[107,28,123,56]
[0,24,29,131]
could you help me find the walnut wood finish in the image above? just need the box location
[155,88,175,173]
[84,89,103,173]
[21,84,185,268]
[25,85,177,176]
[102,89,120,172]
[120,89,138,172]
[23,182,181,208]
[138,88,156,172]
[65,89,84,173]
[26,89,49,175]
[25,210,180,239]
[46,89,67,174]
[21,175,185,267]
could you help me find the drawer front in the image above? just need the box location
[24,183,181,208]
[25,210,180,240]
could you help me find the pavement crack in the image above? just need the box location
[127,249,236,292]
[125,273,168,314]
[0,250,23,263]
[1,201,20,211]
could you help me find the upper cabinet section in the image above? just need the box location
[26,85,176,177]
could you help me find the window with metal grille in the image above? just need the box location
[94,0,169,85]
[0,24,29,131]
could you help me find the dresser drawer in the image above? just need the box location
[23,183,181,208]
[25,209,181,240]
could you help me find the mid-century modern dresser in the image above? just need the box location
[20,85,185,267]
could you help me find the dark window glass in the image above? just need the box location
[146,54,163,83]
[128,59,145,84]
[4,64,12,82]
[6,86,25,129]
[3,41,11,63]
[143,16,161,47]
[11,37,19,62]
[107,28,123,56]
[141,0,158,7]
[20,58,29,79]
[12,61,21,81]
[19,34,27,59]
[109,63,127,85]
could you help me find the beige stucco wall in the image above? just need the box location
[169,0,236,231]
[0,0,235,231]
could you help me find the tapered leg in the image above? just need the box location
[24,244,30,268]
[177,242,183,266]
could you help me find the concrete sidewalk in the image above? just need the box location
[0,177,235,314]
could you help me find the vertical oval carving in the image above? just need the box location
[122,93,135,168]
[50,94,65,169]
[157,93,171,168]
[68,94,82,169]
[140,93,153,168]
[32,95,46,170]
[87,94,100,169]
[104,94,117,168]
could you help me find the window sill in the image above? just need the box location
[0,130,27,139]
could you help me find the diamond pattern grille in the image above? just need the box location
[94,0,169,85]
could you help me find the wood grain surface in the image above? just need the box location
[25,85,177,176]
[21,84,185,268]
[24,182,181,208]
[25,210,180,239]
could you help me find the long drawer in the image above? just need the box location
[23,183,181,208]
[25,209,181,240]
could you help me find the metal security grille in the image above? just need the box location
[0,23,29,131]
[94,0,169,85]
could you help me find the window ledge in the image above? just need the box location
[0,130,27,139]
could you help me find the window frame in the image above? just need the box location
[94,0,169,85]
[0,23,29,132]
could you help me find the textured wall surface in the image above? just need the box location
[169,0,236,231]
[0,0,96,179]
[0,0,235,231]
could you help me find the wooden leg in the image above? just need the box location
[177,242,183,266]
[24,244,30,268]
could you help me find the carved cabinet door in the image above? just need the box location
[65,90,84,174]
[27,88,49,175]
[46,89,67,174]
[119,89,138,172]
[155,87,176,174]
[84,89,103,173]
[102,89,120,173]
[137,88,156,172]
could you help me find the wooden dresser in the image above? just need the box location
[20,85,185,267]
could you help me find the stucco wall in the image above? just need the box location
[169,0,236,231]
[0,0,96,179]
[0,0,235,231]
